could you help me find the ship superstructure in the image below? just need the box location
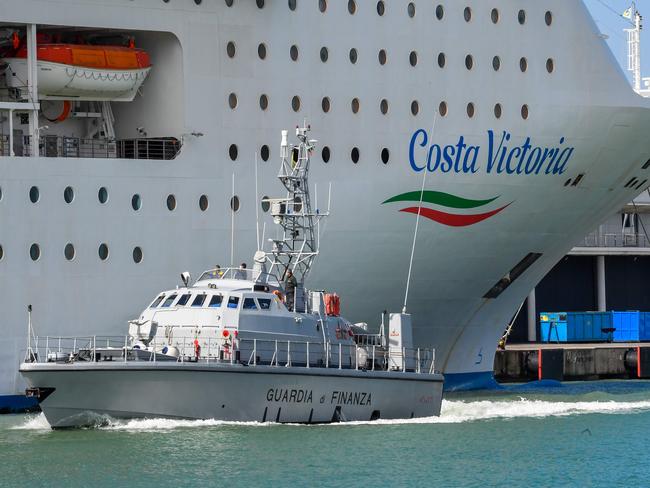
[2,0,650,405]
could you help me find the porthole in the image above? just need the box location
[377,1,385,16]
[258,43,267,60]
[494,103,502,119]
[30,243,40,261]
[131,194,142,211]
[230,195,240,212]
[0,245,3,261]
[199,194,209,211]
[348,0,356,15]
[465,54,473,70]
[437,52,446,68]
[63,186,74,204]
[320,46,329,63]
[438,101,448,117]
[288,0,296,11]
[491,8,499,24]
[256,0,264,8]
[521,104,529,120]
[407,2,415,18]
[98,243,109,261]
[261,196,270,213]
[351,147,360,164]
[518,9,526,25]
[466,102,475,118]
[492,56,501,71]
[166,194,176,211]
[381,148,389,164]
[290,44,299,61]
[259,94,269,111]
[228,93,238,110]
[226,41,236,58]
[29,186,39,203]
[546,58,554,73]
[378,49,387,65]
[351,98,360,114]
[409,51,418,67]
[349,48,358,64]
[545,11,553,26]
[411,100,419,116]
[322,146,331,163]
[380,99,389,115]
[64,243,75,261]
[464,7,471,22]
[435,5,444,20]
[520,57,528,73]
[229,144,238,161]
[322,97,331,113]
[225,0,233,5]
[261,144,270,161]
[319,0,327,13]
[133,246,143,264]
[98,187,108,204]
[291,95,301,112]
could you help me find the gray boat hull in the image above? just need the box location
[20,362,444,428]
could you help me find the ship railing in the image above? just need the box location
[23,335,437,374]
[579,232,650,248]
[6,135,181,160]
[196,268,281,287]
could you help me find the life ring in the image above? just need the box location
[42,100,72,123]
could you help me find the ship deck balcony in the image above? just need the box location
[0,134,180,160]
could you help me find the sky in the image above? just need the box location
[585,0,649,85]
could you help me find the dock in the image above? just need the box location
[494,343,650,383]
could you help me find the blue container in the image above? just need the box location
[567,312,612,342]
[639,312,650,341]
[539,312,568,342]
[612,311,640,342]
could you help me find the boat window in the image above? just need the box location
[177,294,192,306]
[191,294,207,307]
[258,298,272,310]
[209,295,223,308]
[228,296,240,309]
[161,294,177,307]
[150,295,165,308]
[243,298,258,310]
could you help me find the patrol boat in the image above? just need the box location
[19,125,443,428]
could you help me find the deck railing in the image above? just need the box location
[24,335,437,375]
[1,135,181,160]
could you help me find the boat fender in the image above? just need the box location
[12,32,19,50]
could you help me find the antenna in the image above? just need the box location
[230,173,235,266]
[255,151,261,250]
[403,112,439,314]
[624,3,648,95]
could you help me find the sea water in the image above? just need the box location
[2,381,650,487]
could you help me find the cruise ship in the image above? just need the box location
[2,0,650,410]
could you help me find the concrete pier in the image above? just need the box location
[494,343,650,383]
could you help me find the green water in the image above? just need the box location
[2,382,650,487]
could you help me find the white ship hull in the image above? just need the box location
[20,362,444,427]
[2,0,650,402]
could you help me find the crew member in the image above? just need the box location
[284,270,297,311]
[234,262,247,280]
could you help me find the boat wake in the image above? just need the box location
[13,398,650,431]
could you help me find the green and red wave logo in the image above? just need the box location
[382,191,512,227]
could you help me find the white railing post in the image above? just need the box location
[287,341,291,367]
[45,336,49,358]
[253,339,257,366]
[325,342,329,368]
[338,343,342,370]
[207,337,211,364]
[124,335,128,363]
[372,345,375,371]
[417,348,421,374]
[274,340,278,367]
[58,336,61,353]
[306,342,310,368]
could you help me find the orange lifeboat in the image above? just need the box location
[2,43,152,101]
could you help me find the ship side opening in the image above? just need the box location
[0,25,183,160]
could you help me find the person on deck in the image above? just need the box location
[284,270,297,311]
[234,263,247,280]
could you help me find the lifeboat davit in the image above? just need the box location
[2,44,152,101]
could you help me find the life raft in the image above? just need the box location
[2,44,152,101]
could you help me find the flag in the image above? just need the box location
[623,7,633,19]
